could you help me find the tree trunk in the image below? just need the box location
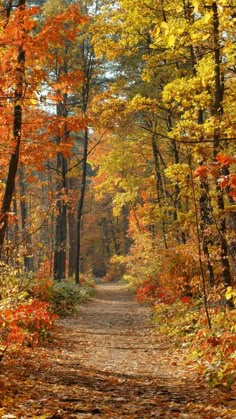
[53,153,68,281]
[68,210,76,278]
[197,107,215,288]
[18,164,33,271]
[199,179,215,287]
[75,129,89,284]
[74,28,94,283]
[151,133,168,249]
[0,0,25,258]
[212,1,232,290]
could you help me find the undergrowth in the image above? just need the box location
[133,277,236,389]
[0,265,96,361]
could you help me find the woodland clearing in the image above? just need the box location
[0,282,236,418]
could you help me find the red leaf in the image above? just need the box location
[194,166,208,179]
[229,175,236,188]
[216,152,236,167]
[229,190,236,200]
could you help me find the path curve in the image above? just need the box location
[1,282,235,418]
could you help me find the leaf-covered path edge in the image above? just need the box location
[1,282,236,418]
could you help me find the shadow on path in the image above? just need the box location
[1,282,234,418]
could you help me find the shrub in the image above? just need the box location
[50,280,95,315]
[0,299,57,352]
[30,277,54,302]
[14,299,57,336]
[28,275,95,316]
[151,293,236,389]
[51,281,81,315]
[136,280,159,304]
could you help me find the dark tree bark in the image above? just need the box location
[0,0,25,258]
[75,129,89,284]
[74,29,95,284]
[184,2,215,286]
[68,210,76,278]
[199,179,215,288]
[197,108,215,288]
[151,133,168,249]
[19,165,33,271]
[212,1,232,290]
[53,152,68,281]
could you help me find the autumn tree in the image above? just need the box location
[37,0,105,282]
[40,0,88,280]
[0,0,27,257]
[0,0,89,278]
[91,0,236,296]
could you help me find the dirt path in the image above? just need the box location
[1,282,235,418]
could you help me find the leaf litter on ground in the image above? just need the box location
[0,282,236,418]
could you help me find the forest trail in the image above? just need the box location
[1,282,235,418]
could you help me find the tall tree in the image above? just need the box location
[0,0,26,257]
[74,0,105,284]
[91,0,236,293]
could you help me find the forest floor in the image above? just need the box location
[1,281,236,418]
